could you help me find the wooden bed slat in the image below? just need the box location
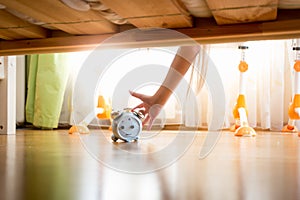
[0,10,47,40]
[0,0,117,34]
[206,0,279,24]
[100,0,192,28]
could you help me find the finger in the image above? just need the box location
[138,109,146,116]
[129,90,146,100]
[131,103,145,110]
[142,115,150,126]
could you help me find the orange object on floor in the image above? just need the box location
[288,94,300,120]
[232,94,248,119]
[96,95,111,119]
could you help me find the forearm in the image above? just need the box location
[153,46,200,105]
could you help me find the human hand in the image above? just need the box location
[129,90,163,130]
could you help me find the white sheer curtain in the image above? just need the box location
[59,51,90,125]
[60,39,299,131]
[184,39,297,131]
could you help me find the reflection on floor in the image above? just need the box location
[0,129,299,200]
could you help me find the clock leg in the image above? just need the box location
[111,135,118,142]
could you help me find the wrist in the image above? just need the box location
[153,86,173,106]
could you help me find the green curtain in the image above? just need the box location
[26,54,70,129]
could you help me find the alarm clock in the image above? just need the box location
[110,108,144,142]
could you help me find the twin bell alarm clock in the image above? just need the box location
[110,108,144,142]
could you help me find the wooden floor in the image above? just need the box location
[0,129,300,200]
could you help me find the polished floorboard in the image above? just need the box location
[0,129,300,200]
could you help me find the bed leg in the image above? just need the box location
[0,56,16,135]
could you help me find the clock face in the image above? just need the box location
[117,114,141,140]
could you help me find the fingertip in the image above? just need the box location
[130,90,138,98]
[142,116,149,125]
